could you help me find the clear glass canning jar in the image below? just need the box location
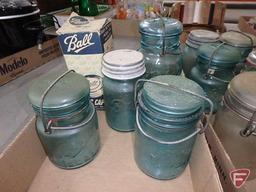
[213,72,256,180]
[28,70,100,169]
[134,75,212,180]
[189,43,241,113]
[102,49,146,132]
[139,17,183,79]
[182,29,219,78]
[243,50,256,72]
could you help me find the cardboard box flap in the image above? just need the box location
[206,126,256,192]
[56,12,107,34]
[190,133,223,192]
[0,118,46,192]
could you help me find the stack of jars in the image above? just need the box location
[189,43,241,112]
[182,29,220,78]
[139,17,183,79]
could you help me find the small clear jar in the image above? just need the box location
[213,72,256,180]
[220,31,256,73]
[182,30,219,78]
[102,49,146,132]
[139,18,183,79]
[189,43,240,112]
[244,50,256,72]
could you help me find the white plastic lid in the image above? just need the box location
[102,49,146,80]
[186,30,219,49]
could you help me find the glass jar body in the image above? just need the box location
[213,104,256,180]
[190,65,234,112]
[139,47,182,79]
[182,44,198,78]
[134,108,199,180]
[103,75,143,132]
[36,103,100,169]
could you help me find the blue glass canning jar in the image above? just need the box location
[182,30,219,78]
[189,43,241,113]
[139,18,183,79]
[28,70,100,169]
[134,75,213,180]
[102,49,146,132]
[220,31,256,73]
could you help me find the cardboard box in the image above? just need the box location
[0,38,62,86]
[206,126,256,192]
[0,112,223,192]
[57,13,112,109]
[111,19,140,38]
[238,16,256,36]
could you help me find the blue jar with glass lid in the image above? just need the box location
[28,70,100,169]
[102,49,146,132]
[134,75,213,180]
[182,29,219,78]
[139,18,183,79]
[220,31,256,73]
[189,43,241,113]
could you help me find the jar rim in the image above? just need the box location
[102,49,146,80]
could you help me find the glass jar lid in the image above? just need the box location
[186,30,219,49]
[198,43,241,67]
[246,50,256,66]
[102,49,145,80]
[220,31,256,48]
[142,75,205,117]
[28,71,90,110]
[139,18,183,37]
[0,0,39,18]
[225,72,256,120]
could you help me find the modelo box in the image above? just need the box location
[57,13,112,109]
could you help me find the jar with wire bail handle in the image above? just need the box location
[189,42,241,113]
[134,75,213,180]
[213,72,256,180]
[102,49,146,132]
[139,17,183,79]
[182,29,219,78]
[28,70,100,169]
[220,30,256,73]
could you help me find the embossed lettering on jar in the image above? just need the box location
[182,29,219,78]
[134,75,207,180]
[139,18,183,79]
[102,49,146,132]
[213,72,256,180]
[28,71,100,169]
[189,43,240,112]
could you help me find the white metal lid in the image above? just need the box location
[102,49,146,80]
[186,30,219,49]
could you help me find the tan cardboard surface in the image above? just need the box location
[206,125,256,192]
[28,112,222,192]
[0,118,46,192]
[112,19,141,38]
[0,38,62,86]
